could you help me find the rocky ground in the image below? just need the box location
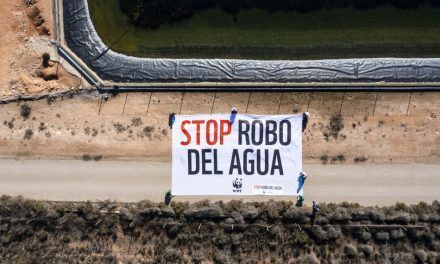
[0,196,439,263]
[0,0,81,98]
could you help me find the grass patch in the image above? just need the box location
[89,0,440,59]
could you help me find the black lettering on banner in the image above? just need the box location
[251,120,264,145]
[213,149,223,174]
[188,149,199,175]
[280,120,291,146]
[238,120,250,145]
[201,149,212,174]
[243,149,254,175]
[257,149,269,175]
[265,120,277,145]
[229,149,242,174]
[271,149,284,175]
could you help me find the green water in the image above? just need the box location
[89,0,440,59]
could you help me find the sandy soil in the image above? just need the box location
[0,0,80,97]
[0,91,439,164]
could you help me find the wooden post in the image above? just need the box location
[277,93,283,114]
[373,91,378,116]
[406,91,413,116]
[145,92,153,118]
[339,91,346,114]
[245,92,251,113]
[179,92,185,115]
[122,93,128,115]
[306,92,312,112]
[210,92,217,114]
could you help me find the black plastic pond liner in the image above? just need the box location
[63,0,440,85]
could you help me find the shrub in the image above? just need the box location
[82,154,92,161]
[143,126,155,139]
[184,206,225,220]
[38,122,47,132]
[327,226,341,240]
[213,252,230,264]
[329,207,350,223]
[414,250,427,264]
[307,226,328,243]
[162,248,182,263]
[23,129,33,140]
[354,156,368,163]
[20,104,31,119]
[315,216,329,225]
[283,208,309,224]
[131,117,143,127]
[358,244,374,257]
[386,212,412,225]
[303,253,319,264]
[42,52,50,68]
[242,206,259,221]
[345,244,358,258]
[323,114,344,140]
[390,229,406,240]
[25,0,37,7]
[113,122,128,133]
[374,231,390,243]
[357,231,372,242]
[29,6,44,26]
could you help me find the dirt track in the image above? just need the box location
[1,159,439,205]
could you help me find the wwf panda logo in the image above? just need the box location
[232,178,242,192]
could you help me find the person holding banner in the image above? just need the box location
[297,171,307,193]
[169,113,176,129]
[164,190,174,206]
[302,112,310,132]
[296,171,307,207]
[230,107,238,125]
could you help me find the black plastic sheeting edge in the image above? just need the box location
[58,46,100,87]
[63,0,440,86]
[97,86,438,93]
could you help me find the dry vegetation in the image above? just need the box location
[0,196,439,263]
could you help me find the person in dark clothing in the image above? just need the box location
[295,195,304,207]
[311,201,320,226]
[164,190,173,206]
[302,112,310,132]
[230,107,238,125]
[168,113,176,129]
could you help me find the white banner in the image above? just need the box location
[172,114,303,196]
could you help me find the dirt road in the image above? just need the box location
[0,159,438,205]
